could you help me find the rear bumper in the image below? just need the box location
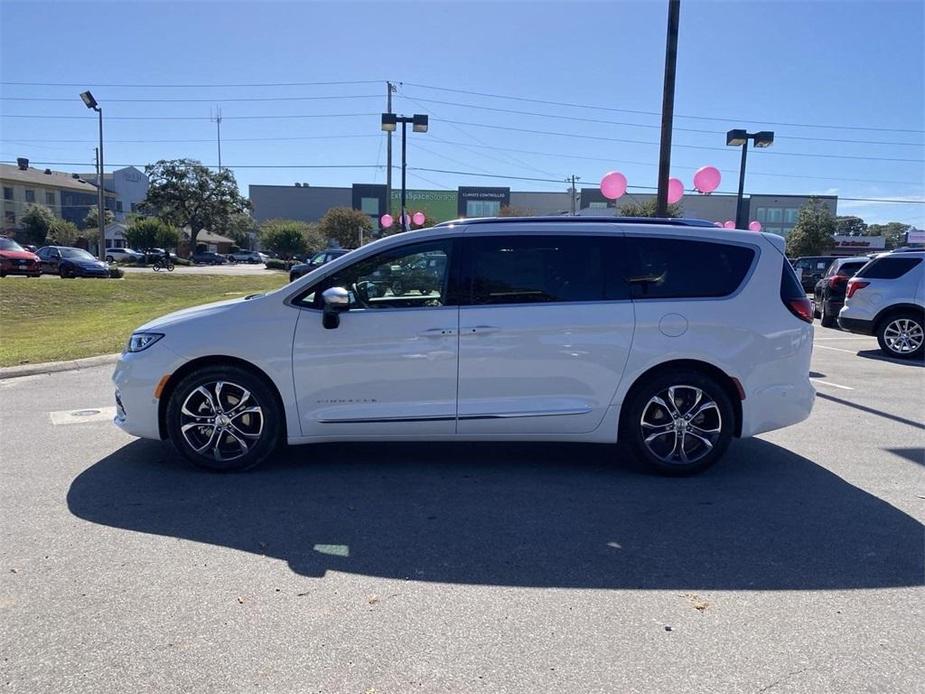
[741,378,815,438]
[837,316,875,335]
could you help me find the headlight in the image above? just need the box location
[125,332,164,353]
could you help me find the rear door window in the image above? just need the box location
[837,261,866,276]
[625,237,756,299]
[461,235,625,305]
[855,256,922,280]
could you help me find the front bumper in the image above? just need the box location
[112,344,185,440]
[75,266,111,278]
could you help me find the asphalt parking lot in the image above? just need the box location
[1,326,922,693]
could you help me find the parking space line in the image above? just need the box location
[810,378,854,390]
[813,337,872,341]
[814,344,857,354]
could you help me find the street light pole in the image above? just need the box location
[401,118,408,232]
[380,113,427,233]
[81,91,105,259]
[655,0,681,218]
[727,129,774,228]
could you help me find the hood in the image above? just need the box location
[134,296,251,332]
[0,249,39,261]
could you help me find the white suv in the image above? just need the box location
[112,217,815,475]
[838,251,924,359]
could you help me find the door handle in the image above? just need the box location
[463,325,502,335]
[418,328,456,337]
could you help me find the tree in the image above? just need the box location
[48,220,81,246]
[317,207,373,249]
[124,217,179,252]
[785,198,836,257]
[619,198,681,218]
[867,222,910,250]
[835,215,867,236]
[224,212,259,248]
[141,159,249,255]
[83,206,115,231]
[19,204,58,246]
[258,219,310,259]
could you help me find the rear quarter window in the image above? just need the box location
[855,256,922,280]
[837,261,867,276]
[625,237,756,299]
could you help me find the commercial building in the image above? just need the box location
[1,158,117,236]
[77,166,149,221]
[250,182,837,238]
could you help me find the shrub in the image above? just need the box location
[265,258,295,271]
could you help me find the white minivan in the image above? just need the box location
[113,217,815,475]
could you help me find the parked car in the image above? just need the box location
[792,255,837,293]
[190,251,228,265]
[813,256,869,327]
[105,247,145,263]
[839,251,924,359]
[289,248,351,282]
[113,216,814,475]
[0,236,41,278]
[36,246,110,278]
[227,250,268,264]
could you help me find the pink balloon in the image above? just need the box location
[600,171,628,200]
[693,166,721,194]
[714,222,724,228]
[412,211,426,226]
[667,177,684,204]
[723,220,736,229]
[380,214,393,228]
[748,220,762,232]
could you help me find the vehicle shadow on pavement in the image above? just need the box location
[67,438,924,590]
[855,349,925,368]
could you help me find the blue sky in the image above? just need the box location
[1,0,923,225]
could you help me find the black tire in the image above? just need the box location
[622,369,735,476]
[876,312,925,361]
[106,255,114,263]
[166,365,282,472]
[60,266,74,279]
[820,300,836,328]
[812,298,821,319]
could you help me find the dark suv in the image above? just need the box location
[792,256,837,293]
[813,256,868,327]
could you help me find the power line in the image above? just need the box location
[0,112,379,121]
[424,137,920,186]
[1,134,380,144]
[403,94,925,147]
[0,79,384,88]
[435,119,925,163]
[0,94,382,103]
[401,82,925,135]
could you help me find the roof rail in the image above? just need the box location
[433,216,719,228]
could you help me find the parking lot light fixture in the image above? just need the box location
[81,90,106,260]
[381,112,428,232]
[726,128,775,229]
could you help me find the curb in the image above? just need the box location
[0,353,120,380]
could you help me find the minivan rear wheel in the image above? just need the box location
[166,365,282,471]
[877,312,924,360]
[623,370,735,475]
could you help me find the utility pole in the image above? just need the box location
[385,82,396,215]
[568,175,580,215]
[211,106,223,171]
[655,0,681,218]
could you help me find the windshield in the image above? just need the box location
[0,237,25,252]
[59,248,96,261]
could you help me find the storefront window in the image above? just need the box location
[768,208,783,223]
[756,207,766,222]
[360,197,379,215]
[466,200,502,217]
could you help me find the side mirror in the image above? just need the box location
[321,286,350,329]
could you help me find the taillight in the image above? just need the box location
[828,274,848,289]
[846,279,869,299]
[786,297,814,323]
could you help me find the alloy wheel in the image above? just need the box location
[639,385,722,465]
[883,318,924,355]
[179,380,264,462]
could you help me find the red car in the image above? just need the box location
[0,236,41,278]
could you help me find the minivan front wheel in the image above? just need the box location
[877,313,924,360]
[166,365,282,471]
[623,370,734,475]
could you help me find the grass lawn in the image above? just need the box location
[0,273,288,367]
